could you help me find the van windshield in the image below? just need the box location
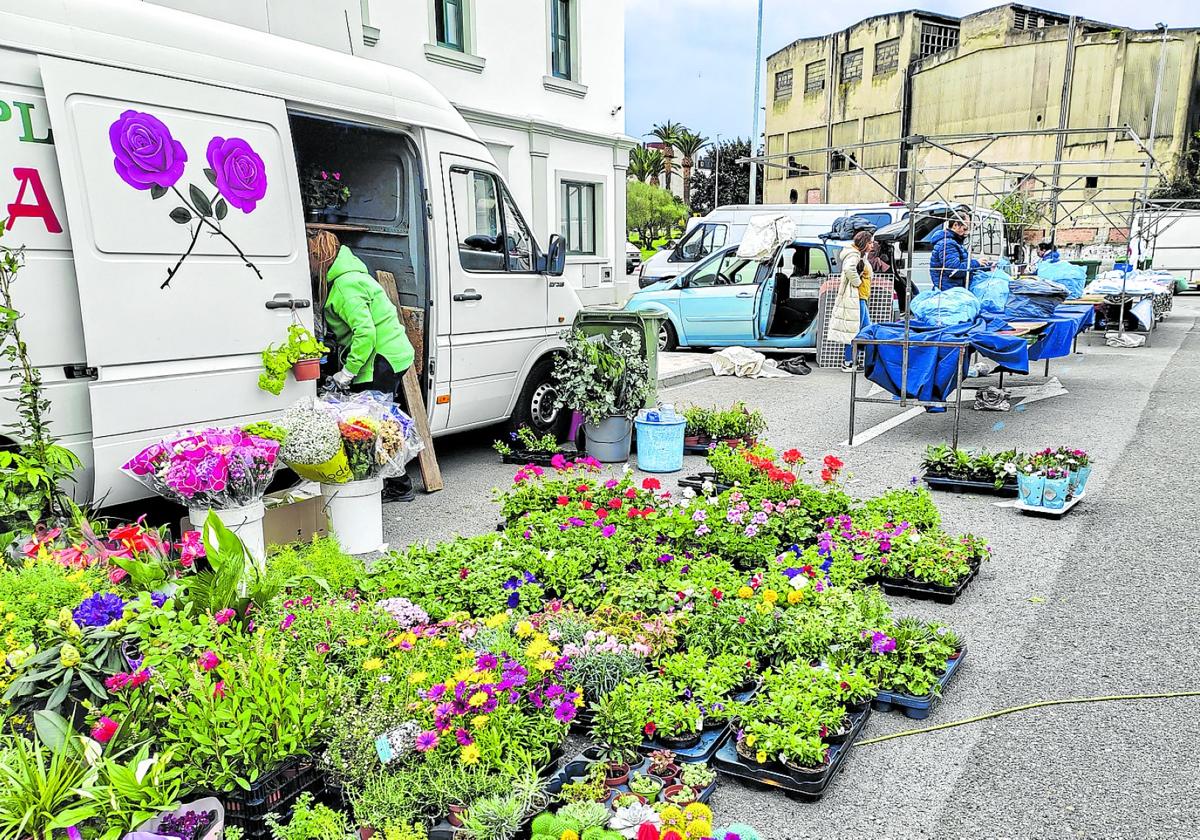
[675,223,728,261]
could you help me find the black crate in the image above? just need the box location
[215,760,324,840]
[923,474,1018,497]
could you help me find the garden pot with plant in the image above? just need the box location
[661,784,698,807]
[259,324,329,395]
[627,771,662,801]
[1060,446,1091,496]
[679,762,716,795]
[648,749,680,786]
[609,791,647,812]
[493,425,573,466]
[553,328,653,463]
[301,165,350,220]
[590,688,645,788]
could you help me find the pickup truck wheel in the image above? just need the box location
[657,320,678,352]
[508,359,566,437]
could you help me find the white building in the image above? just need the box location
[146,0,634,304]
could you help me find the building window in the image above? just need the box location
[560,181,596,255]
[774,69,793,100]
[840,49,863,84]
[804,60,825,94]
[551,0,573,80]
[1085,176,1099,189]
[1013,10,1065,30]
[434,0,465,51]
[875,38,899,75]
[919,22,959,58]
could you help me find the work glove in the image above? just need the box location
[330,369,355,389]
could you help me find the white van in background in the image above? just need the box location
[0,0,576,506]
[1144,210,1200,289]
[637,202,918,288]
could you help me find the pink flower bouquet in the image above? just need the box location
[122,427,281,509]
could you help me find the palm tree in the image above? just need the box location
[628,146,652,182]
[643,148,664,188]
[675,130,709,199]
[650,120,685,190]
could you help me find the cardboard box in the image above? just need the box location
[179,486,328,548]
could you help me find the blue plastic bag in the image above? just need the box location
[1005,276,1069,321]
[909,287,981,326]
[969,267,1011,313]
[1035,259,1087,298]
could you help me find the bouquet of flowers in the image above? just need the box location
[121,427,280,509]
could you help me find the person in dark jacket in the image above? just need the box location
[1036,240,1061,268]
[928,217,993,290]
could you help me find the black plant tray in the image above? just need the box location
[638,722,729,764]
[872,563,980,605]
[712,707,870,801]
[677,471,733,494]
[923,474,1018,497]
[211,760,324,840]
[500,446,578,467]
[873,647,967,720]
[684,442,712,454]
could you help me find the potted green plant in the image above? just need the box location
[627,771,662,801]
[300,165,351,221]
[589,687,646,787]
[258,324,328,395]
[553,328,652,463]
[647,749,679,786]
[778,732,830,782]
[678,761,716,794]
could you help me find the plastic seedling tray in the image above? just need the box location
[923,474,1018,497]
[638,723,729,764]
[876,565,980,604]
[1013,490,1085,518]
[712,707,870,802]
[872,647,968,720]
[500,446,579,467]
[677,471,733,494]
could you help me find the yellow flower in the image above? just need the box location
[756,749,767,764]
[471,714,489,730]
[59,644,80,668]
[432,638,448,648]
[744,733,757,747]
[362,658,384,671]
[686,819,713,839]
[453,667,478,684]
[736,586,754,599]
[755,601,772,614]
[456,650,475,662]
[460,743,480,765]
[762,589,779,604]
[408,671,428,685]
[787,590,803,605]
[533,658,555,672]
[515,620,534,638]
[348,637,368,648]
[484,613,507,629]
[468,690,489,708]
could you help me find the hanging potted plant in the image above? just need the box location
[553,328,653,463]
[300,165,351,221]
[258,324,328,395]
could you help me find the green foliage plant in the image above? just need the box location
[259,324,329,396]
[552,329,652,426]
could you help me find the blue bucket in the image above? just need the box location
[634,415,687,473]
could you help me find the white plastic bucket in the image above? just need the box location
[321,477,385,555]
[188,501,266,569]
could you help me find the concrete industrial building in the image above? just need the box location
[763,4,1200,251]
[145,0,633,304]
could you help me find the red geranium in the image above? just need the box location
[576,484,590,493]
[642,477,661,490]
[607,497,623,510]
[556,496,570,506]
[624,487,638,499]
[643,722,657,737]
[782,448,805,465]
[823,454,845,471]
[820,468,833,483]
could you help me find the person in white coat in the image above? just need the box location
[826,230,874,371]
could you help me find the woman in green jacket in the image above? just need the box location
[317,237,417,501]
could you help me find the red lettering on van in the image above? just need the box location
[5,167,62,234]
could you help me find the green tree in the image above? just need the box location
[675,131,710,199]
[650,121,685,190]
[629,147,664,187]
[627,181,687,246]
[992,189,1045,248]
[687,138,763,217]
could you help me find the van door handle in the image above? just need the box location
[265,295,311,310]
[453,291,483,302]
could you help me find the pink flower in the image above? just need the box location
[213,608,236,626]
[104,673,131,691]
[198,651,220,672]
[129,669,150,688]
[280,613,296,630]
[315,642,331,655]
[108,567,129,585]
[91,716,118,743]
[212,680,226,699]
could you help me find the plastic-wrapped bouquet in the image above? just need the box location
[121,427,280,509]
[267,393,422,485]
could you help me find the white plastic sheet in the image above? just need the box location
[736,215,796,259]
[709,346,791,378]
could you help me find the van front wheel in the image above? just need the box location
[508,358,566,438]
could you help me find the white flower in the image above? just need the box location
[682,487,696,499]
[701,479,714,493]
[1004,463,1017,475]
[790,575,809,591]
[909,533,921,544]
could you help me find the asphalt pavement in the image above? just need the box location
[382,297,1200,839]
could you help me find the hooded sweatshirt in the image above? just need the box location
[323,246,415,384]
[927,227,982,290]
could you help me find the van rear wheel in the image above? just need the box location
[508,358,566,438]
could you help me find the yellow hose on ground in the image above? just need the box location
[855,690,1200,746]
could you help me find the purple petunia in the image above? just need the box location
[502,577,521,591]
[869,632,897,655]
[601,525,616,538]
[73,593,127,627]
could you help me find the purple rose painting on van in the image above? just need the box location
[107,110,266,288]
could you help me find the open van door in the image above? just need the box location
[38,57,311,503]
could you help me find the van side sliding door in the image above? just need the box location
[38,57,312,504]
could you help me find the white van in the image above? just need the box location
[637,202,919,288]
[1144,210,1200,289]
[0,0,578,505]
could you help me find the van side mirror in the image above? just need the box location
[544,234,567,276]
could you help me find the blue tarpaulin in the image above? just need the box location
[1028,304,1095,361]
[858,315,1030,402]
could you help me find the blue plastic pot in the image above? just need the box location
[1041,476,1069,510]
[1069,465,1091,496]
[634,415,687,473]
[1016,472,1045,506]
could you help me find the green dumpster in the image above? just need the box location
[1069,259,1101,281]
[572,308,664,405]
